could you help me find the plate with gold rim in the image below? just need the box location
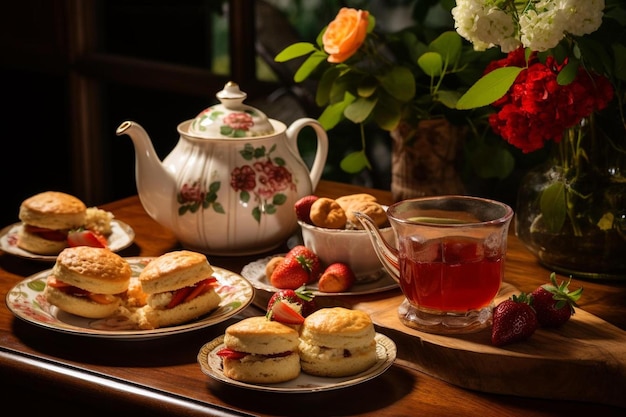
[0,220,136,262]
[241,254,398,296]
[197,332,396,393]
[5,257,254,340]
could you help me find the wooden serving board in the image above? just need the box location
[349,282,626,408]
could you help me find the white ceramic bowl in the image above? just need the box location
[298,220,396,281]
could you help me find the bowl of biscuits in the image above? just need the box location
[295,193,395,281]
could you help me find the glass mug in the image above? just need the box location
[355,196,513,334]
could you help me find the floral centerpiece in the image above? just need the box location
[275,5,501,199]
[451,0,626,279]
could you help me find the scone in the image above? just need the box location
[218,316,301,383]
[299,307,377,377]
[17,191,87,255]
[136,250,221,329]
[44,247,131,318]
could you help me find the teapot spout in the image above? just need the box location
[115,121,175,229]
[353,211,400,283]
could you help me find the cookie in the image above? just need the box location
[345,201,388,229]
[265,256,285,278]
[309,198,347,229]
[335,193,378,212]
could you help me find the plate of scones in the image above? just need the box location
[6,249,254,340]
[197,307,397,392]
[0,191,135,261]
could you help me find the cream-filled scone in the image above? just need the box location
[44,247,131,318]
[137,250,221,329]
[218,316,301,383]
[299,307,377,377]
[17,191,87,255]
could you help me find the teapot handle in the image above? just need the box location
[285,118,329,190]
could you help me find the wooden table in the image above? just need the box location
[1,180,624,416]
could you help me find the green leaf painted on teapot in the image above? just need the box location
[177,181,224,216]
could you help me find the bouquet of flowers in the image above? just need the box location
[452,0,624,148]
[450,0,626,276]
[275,5,492,174]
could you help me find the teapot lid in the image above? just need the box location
[188,81,275,138]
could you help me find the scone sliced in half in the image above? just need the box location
[217,316,300,383]
[299,307,377,377]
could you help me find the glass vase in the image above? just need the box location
[515,113,626,280]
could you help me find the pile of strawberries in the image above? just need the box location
[268,245,356,293]
[491,272,583,346]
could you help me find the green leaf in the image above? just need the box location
[294,51,327,82]
[467,144,515,179]
[328,72,355,104]
[456,67,523,109]
[356,77,378,98]
[213,202,225,214]
[345,96,377,123]
[613,43,626,81]
[373,94,402,131]
[378,66,415,102]
[434,89,462,109]
[540,182,567,233]
[274,42,318,62]
[318,94,355,130]
[367,14,376,33]
[28,279,46,292]
[429,31,462,68]
[418,52,444,77]
[316,67,341,106]
[273,193,287,205]
[557,58,579,85]
[340,150,371,173]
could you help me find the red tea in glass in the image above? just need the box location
[398,236,503,313]
[354,195,513,334]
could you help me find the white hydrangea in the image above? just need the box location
[519,1,566,51]
[451,0,605,53]
[451,0,492,51]
[559,0,604,36]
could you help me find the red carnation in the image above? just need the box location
[487,48,614,153]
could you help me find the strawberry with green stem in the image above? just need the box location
[266,286,316,319]
[531,272,583,328]
[285,245,321,283]
[491,293,538,347]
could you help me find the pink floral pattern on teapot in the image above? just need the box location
[176,142,295,223]
[192,108,265,138]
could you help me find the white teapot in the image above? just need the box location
[116,82,328,255]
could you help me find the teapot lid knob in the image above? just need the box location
[216,81,247,108]
[188,81,275,138]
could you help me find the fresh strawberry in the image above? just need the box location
[531,272,583,328]
[318,262,356,293]
[215,348,247,360]
[270,256,311,289]
[87,293,117,304]
[167,277,217,309]
[267,299,305,324]
[67,229,108,248]
[266,286,316,319]
[24,225,67,241]
[294,195,319,225]
[491,293,538,346]
[286,245,321,283]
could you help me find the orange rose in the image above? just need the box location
[322,8,369,64]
